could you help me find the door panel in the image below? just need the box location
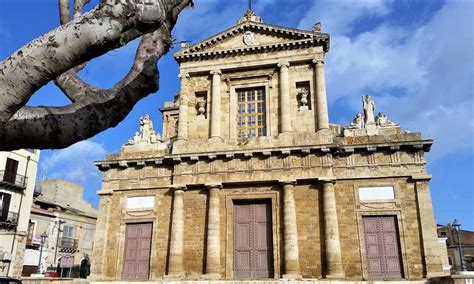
[363,216,403,279]
[233,201,273,279]
[4,158,19,184]
[122,223,152,279]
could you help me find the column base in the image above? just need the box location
[201,273,221,279]
[164,273,185,279]
[325,273,346,279]
[282,274,302,279]
[209,136,223,143]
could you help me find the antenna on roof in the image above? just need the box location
[249,0,252,10]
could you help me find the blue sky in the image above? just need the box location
[0,0,473,229]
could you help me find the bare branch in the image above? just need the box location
[0,0,192,150]
[0,0,190,126]
[58,0,70,25]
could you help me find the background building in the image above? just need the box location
[0,149,40,277]
[91,10,448,281]
[438,223,474,272]
[22,179,97,278]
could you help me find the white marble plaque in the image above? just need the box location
[127,196,155,209]
[359,186,394,201]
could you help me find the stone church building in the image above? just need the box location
[90,10,448,282]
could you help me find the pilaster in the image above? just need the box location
[313,59,329,130]
[177,73,190,141]
[413,175,445,278]
[280,180,301,279]
[321,179,345,278]
[167,186,186,278]
[204,183,223,279]
[278,62,292,134]
[210,70,222,140]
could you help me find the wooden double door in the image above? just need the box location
[122,223,152,279]
[233,200,274,279]
[363,216,403,279]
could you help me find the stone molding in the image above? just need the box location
[174,21,329,63]
[95,140,433,170]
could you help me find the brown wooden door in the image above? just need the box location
[122,223,152,279]
[233,200,273,279]
[363,216,403,279]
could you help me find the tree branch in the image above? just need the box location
[0,0,189,126]
[0,0,191,150]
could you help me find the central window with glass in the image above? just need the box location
[237,87,266,138]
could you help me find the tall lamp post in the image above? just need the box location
[36,232,48,274]
[452,219,467,272]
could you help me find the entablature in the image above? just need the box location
[95,139,432,171]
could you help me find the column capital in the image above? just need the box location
[178,92,188,102]
[279,180,297,186]
[277,61,290,68]
[313,58,325,65]
[410,174,432,182]
[210,70,222,76]
[319,178,336,184]
[170,185,187,192]
[178,72,190,79]
[205,183,223,190]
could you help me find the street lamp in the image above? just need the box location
[452,219,467,272]
[36,232,48,274]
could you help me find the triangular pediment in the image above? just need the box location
[174,19,329,62]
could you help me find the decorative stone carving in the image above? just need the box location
[362,94,376,125]
[344,96,400,137]
[127,114,161,145]
[298,87,309,111]
[347,113,364,129]
[376,112,399,127]
[237,9,263,24]
[196,99,206,119]
[243,31,256,46]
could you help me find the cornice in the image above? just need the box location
[174,21,329,63]
[94,139,432,171]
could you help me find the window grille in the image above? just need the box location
[237,87,266,138]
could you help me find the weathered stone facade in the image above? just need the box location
[90,10,447,282]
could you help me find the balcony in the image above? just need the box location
[0,211,19,230]
[59,237,79,249]
[0,170,27,190]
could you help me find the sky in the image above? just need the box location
[0,0,473,229]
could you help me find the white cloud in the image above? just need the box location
[301,2,474,160]
[40,140,106,187]
[298,0,391,35]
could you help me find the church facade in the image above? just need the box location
[90,10,448,282]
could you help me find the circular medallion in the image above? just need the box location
[243,31,256,46]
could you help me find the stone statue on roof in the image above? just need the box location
[363,94,376,125]
[127,114,161,145]
[376,112,399,127]
[347,113,364,129]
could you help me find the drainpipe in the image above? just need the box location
[7,154,30,276]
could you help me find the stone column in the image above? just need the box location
[281,181,301,278]
[89,193,111,280]
[177,73,190,141]
[414,175,445,277]
[167,186,185,277]
[322,180,345,278]
[313,59,329,130]
[204,183,222,278]
[278,62,292,134]
[210,70,222,140]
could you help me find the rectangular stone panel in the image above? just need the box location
[359,186,394,201]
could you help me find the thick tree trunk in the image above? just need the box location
[0,0,191,150]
